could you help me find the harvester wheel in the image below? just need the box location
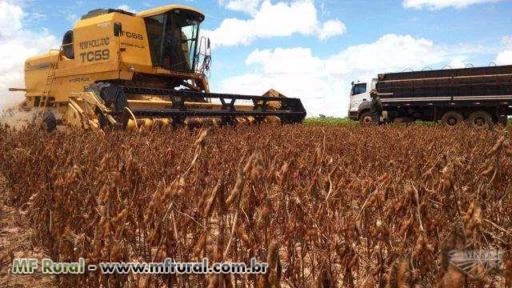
[468,111,493,129]
[441,111,463,126]
[42,111,57,132]
[360,112,375,125]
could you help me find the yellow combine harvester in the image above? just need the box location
[10,5,306,131]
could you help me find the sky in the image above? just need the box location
[0,0,511,116]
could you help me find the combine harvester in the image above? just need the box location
[9,5,306,131]
[349,65,512,127]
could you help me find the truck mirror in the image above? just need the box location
[207,38,211,49]
[351,81,354,86]
[114,23,122,37]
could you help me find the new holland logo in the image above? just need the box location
[79,38,110,50]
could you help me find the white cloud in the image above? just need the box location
[403,0,503,10]
[117,4,137,13]
[66,14,78,23]
[322,35,485,73]
[446,57,468,68]
[318,20,346,41]
[0,1,58,110]
[214,34,491,117]
[495,36,512,65]
[219,0,263,15]
[495,51,512,64]
[207,0,346,47]
[0,1,23,37]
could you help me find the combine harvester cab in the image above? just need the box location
[11,5,306,131]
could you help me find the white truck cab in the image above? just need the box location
[348,79,376,121]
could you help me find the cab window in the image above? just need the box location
[352,83,367,95]
[144,10,201,72]
[62,30,74,59]
[145,15,165,67]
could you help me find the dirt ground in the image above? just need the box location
[0,173,55,287]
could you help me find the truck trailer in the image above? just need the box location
[348,65,512,127]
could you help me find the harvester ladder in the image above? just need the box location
[41,49,60,108]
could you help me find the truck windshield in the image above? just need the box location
[145,10,201,72]
[352,83,367,95]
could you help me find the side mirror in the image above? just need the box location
[207,38,211,49]
[114,23,122,37]
[351,81,354,86]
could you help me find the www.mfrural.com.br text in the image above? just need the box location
[12,257,268,275]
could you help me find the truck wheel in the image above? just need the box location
[497,116,508,126]
[359,112,375,125]
[441,111,463,126]
[468,111,493,129]
[42,111,57,132]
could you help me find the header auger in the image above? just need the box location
[9,5,306,131]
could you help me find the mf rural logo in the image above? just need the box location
[449,249,505,277]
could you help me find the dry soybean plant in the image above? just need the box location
[0,124,511,287]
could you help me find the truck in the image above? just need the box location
[348,65,512,127]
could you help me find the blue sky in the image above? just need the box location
[1,0,512,116]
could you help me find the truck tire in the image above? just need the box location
[42,111,57,132]
[359,111,375,125]
[468,111,493,129]
[441,111,463,126]
[498,116,508,126]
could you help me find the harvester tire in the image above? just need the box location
[42,111,57,132]
[468,111,493,129]
[441,111,463,126]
